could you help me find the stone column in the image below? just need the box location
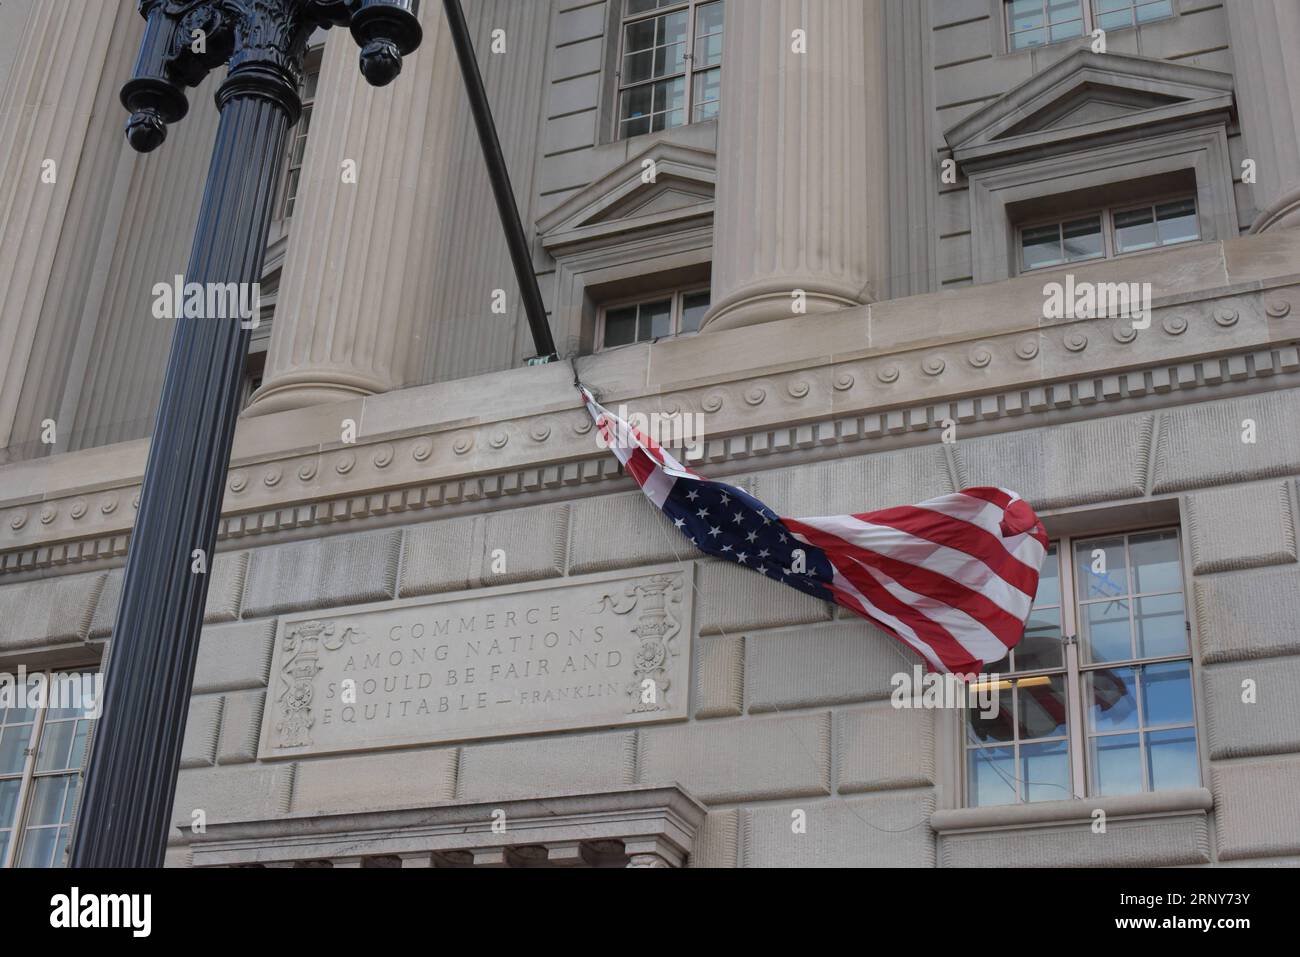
[246,6,462,415]
[702,0,887,332]
[0,0,122,454]
[1225,0,1300,232]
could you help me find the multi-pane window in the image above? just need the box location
[1004,0,1174,51]
[599,288,710,349]
[279,48,322,220]
[1019,196,1199,271]
[965,529,1200,807]
[0,671,96,867]
[616,0,723,140]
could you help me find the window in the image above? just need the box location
[279,47,322,220]
[1018,195,1199,271]
[1004,0,1174,51]
[616,0,723,140]
[1,671,97,867]
[965,529,1200,807]
[598,288,710,349]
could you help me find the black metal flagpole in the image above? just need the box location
[70,0,422,868]
[441,0,557,362]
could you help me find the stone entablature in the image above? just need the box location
[181,785,707,868]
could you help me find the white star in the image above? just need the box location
[686,489,699,501]
[736,552,748,564]
[758,565,769,576]
[761,513,772,525]
[778,533,788,544]
[746,531,758,543]
[719,492,731,505]
[758,548,771,559]
[708,526,722,538]
[673,517,686,528]
[732,511,745,524]
[697,507,709,519]
[721,544,733,553]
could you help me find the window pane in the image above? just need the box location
[625,19,658,54]
[641,299,673,339]
[1009,27,1046,49]
[0,831,8,866]
[1092,732,1143,795]
[0,726,31,775]
[1097,9,1134,30]
[1136,0,1173,23]
[1017,675,1068,739]
[1114,206,1158,252]
[620,84,653,122]
[1021,224,1062,270]
[24,775,68,827]
[1048,0,1083,23]
[695,1,724,66]
[1009,0,1046,31]
[1146,727,1199,789]
[968,684,1015,744]
[659,9,688,45]
[623,49,654,84]
[694,67,722,119]
[653,76,686,113]
[1035,545,1060,606]
[1130,529,1181,593]
[1050,20,1084,41]
[1076,536,1128,602]
[17,825,59,868]
[0,778,20,828]
[1017,607,1064,671]
[1062,215,1103,261]
[1141,661,1194,726]
[1156,198,1198,246]
[1135,593,1187,658]
[35,721,73,773]
[1083,598,1132,662]
[653,40,686,77]
[1021,740,1071,802]
[1095,0,1131,12]
[1088,666,1138,731]
[604,306,638,347]
[968,747,1017,806]
[681,291,710,333]
[627,0,671,14]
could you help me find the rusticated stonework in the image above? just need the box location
[259,564,694,758]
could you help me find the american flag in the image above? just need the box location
[581,386,1048,675]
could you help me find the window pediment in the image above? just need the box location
[945,50,1235,173]
[538,143,714,257]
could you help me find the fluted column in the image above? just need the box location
[247,5,460,415]
[703,0,887,332]
[0,0,121,456]
[1226,0,1300,232]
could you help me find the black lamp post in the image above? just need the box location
[70,0,422,868]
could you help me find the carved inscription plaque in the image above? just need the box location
[257,565,694,758]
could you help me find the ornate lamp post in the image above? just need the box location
[70,0,422,868]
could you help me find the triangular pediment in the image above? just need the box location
[538,143,715,254]
[946,50,1234,171]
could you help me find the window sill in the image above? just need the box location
[932,787,1213,834]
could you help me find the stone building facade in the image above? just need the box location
[1,0,1299,867]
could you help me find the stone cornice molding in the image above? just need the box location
[181,784,708,868]
[2,236,1297,575]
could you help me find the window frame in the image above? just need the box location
[1001,0,1177,54]
[1,668,96,869]
[595,285,711,351]
[613,0,724,142]
[1014,191,1201,273]
[961,525,1201,808]
[276,43,324,222]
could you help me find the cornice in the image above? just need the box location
[2,275,1296,577]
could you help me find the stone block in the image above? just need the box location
[171,764,294,830]
[242,530,399,617]
[1193,567,1300,663]
[217,690,266,765]
[1203,658,1300,759]
[1186,482,1297,574]
[694,634,743,718]
[399,516,476,596]
[292,749,458,814]
[696,561,832,636]
[0,572,104,654]
[837,705,935,792]
[1213,758,1300,860]
[180,696,223,769]
[747,620,914,712]
[192,619,275,694]
[940,815,1210,867]
[457,731,635,802]
[637,713,831,802]
[690,809,740,868]
[743,794,936,867]
[1153,391,1300,493]
[478,503,568,586]
[568,491,690,574]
